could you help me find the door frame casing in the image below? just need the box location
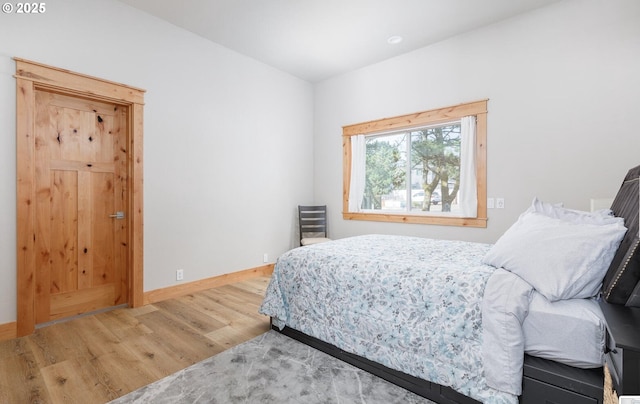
[15,58,145,336]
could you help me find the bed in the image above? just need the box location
[259,164,640,404]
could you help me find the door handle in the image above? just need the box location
[109,211,125,219]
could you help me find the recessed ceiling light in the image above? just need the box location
[387,35,403,45]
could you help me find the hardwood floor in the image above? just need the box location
[0,276,272,403]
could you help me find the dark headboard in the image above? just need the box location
[602,164,640,307]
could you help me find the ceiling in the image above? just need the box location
[118,0,561,83]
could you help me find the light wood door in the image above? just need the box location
[16,58,145,338]
[34,90,128,323]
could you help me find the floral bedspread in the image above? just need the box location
[259,234,517,404]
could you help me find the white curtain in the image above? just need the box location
[348,135,366,212]
[459,116,477,217]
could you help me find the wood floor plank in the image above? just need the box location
[27,322,88,368]
[0,340,51,403]
[63,316,122,359]
[229,276,271,295]
[118,333,192,381]
[216,283,269,307]
[205,320,270,349]
[138,311,222,364]
[0,336,28,360]
[90,344,160,398]
[40,358,117,404]
[201,287,267,320]
[126,304,158,317]
[177,290,250,324]
[0,275,272,403]
[93,308,154,341]
[153,297,228,334]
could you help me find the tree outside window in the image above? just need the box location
[362,123,462,214]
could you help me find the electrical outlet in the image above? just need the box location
[176,269,184,281]
[496,198,505,209]
[263,253,269,263]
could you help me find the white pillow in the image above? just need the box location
[483,211,626,301]
[527,197,564,216]
[528,197,619,225]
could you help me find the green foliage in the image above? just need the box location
[411,125,461,212]
[364,139,405,209]
[362,125,461,212]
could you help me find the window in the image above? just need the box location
[342,100,487,227]
[361,122,468,214]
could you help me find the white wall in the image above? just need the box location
[314,0,640,244]
[1,0,638,326]
[0,0,314,323]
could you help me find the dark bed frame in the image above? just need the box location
[273,324,604,404]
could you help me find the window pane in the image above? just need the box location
[363,133,406,211]
[409,124,461,214]
[362,123,465,215]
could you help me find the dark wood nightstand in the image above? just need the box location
[599,300,640,395]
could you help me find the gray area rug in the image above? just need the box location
[109,330,436,403]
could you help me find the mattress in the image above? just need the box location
[523,293,607,368]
